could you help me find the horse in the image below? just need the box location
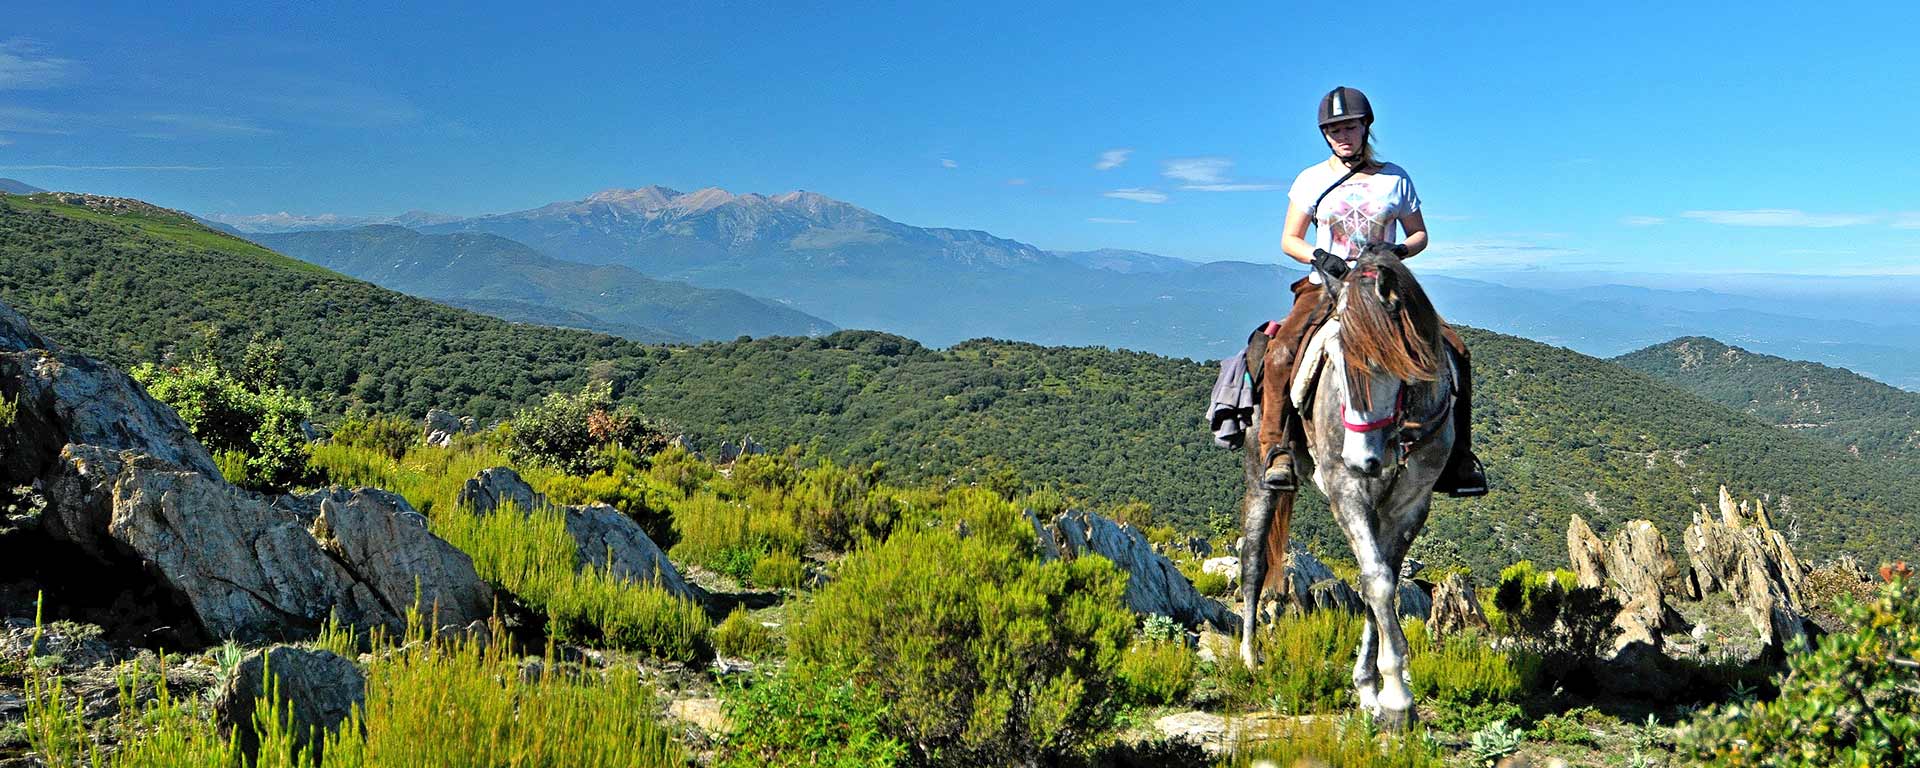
[1237,244,1457,731]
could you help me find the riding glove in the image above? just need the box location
[1312,248,1350,281]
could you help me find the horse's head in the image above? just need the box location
[1327,244,1444,476]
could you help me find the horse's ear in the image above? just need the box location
[1374,267,1401,312]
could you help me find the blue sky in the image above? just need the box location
[4,0,1918,274]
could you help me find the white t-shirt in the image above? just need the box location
[1288,161,1420,262]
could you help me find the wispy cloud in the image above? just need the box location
[0,136,12,146]
[0,106,70,135]
[141,113,274,137]
[1679,209,1876,228]
[940,158,958,169]
[1162,157,1231,184]
[1104,188,1168,204]
[1162,157,1282,192]
[1180,183,1283,192]
[1086,217,1137,224]
[1621,215,1666,226]
[1414,238,1579,271]
[1892,212,1920,229]
[1094,148,1132,171]
[0,39,77,90]
[0,163,229,171]
[1006,178,1028,186]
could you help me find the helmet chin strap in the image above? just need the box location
[1324,128,1371,169]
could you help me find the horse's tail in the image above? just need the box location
[1261,492,1294,595]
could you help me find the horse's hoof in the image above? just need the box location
[1375,706,1414,733]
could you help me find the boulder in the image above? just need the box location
[458,467,700,602]
[1307,578,1364,614]
[1566,514,1609,590]
[300,487,494,629]
[1279,541,1338,609]
[1427,572,1491,639]
[1396,580,1433,621]
[422,408,463,447]
[1043,509,1234,630]
[1201,556,1239,587]
[214,646,365,761]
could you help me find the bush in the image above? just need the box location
[1406,620,1538,707]
[712,607,778,660]
[787,528,1133,766]
[750,549,807,590]
[719,667,906,768]
[1212,609,1365,714]
[1116,640,1197,707]
[131,359,315,492]
[328,413,418,460]
[506,381,671,476]
[1493,560,1619,670]
[670,491,807,576]
[1227,715,1443,767]
[1679,574,1920,765]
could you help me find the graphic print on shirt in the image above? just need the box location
[1323,180,1394,254]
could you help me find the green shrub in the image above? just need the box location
[750,549,807,590]
[1679,574,1920,766]
[328,413,418,460]
[787,528,1133,766]
[1529,709,1599,746]
[670,491,807,576]
[1227,715,1443,767]
[506,381,671,476]
[1212,609,1365,714]
[131,360,315,492]
[719,667,906,768]
[1465,719,1526,766]
[713,607,777,660]
[27,613,687,767]
[1493,560,1619,668]
[538,444,678,544]
[1406,620,1538,706]
[1116,640,1197,707]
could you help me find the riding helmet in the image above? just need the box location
[1318,86,1373,127]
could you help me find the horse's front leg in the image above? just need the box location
[1334,494,1415,731]
[1353,614,1380,715]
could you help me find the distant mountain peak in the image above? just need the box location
[584,185,682,209]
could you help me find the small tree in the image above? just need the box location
[131,359,315,492]
[505,382,671,475]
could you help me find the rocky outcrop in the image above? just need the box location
[1308,578,1364,614]
[3,300,490,644]
[1037,509,1233,630]
[1685,487,1815,649]
[1397,580,1433,621]
[300,487,494,628]
[1428,572,1491,638]
[457,467,699,602]
[214,646,366,761]
[1566,515,1691,638]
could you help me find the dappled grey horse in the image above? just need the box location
[1238,247,1456,731]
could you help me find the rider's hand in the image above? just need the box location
[1390,243,1409,258]
[1312,248,1350,281]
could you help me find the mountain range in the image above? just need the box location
[208,184,1915,389]
[2,190,1915,574]
[254,225,836,343]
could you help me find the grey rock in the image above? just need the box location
[1686,486,1815,650]
[1043,509,1233,630]
[1396,579,1432,621]
[215,646,365,761]
[301,487,494,629]
[1428,572,1491,639]
[1307,578,1364,614]
[422,408,462,447]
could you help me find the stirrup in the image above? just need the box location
[1444,456,1489,498]
[1261,447,1299,492]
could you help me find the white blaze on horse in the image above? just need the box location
[1238,244,1457,731]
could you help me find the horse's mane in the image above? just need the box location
[1339,244,1444,410]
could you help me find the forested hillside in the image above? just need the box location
[1615,336,1920,465]
[2,192,1914,573]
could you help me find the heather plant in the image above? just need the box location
[326,413,418,460]
[1493,559,1619,670]
[1679,573,1920,766]
[1227,714,1443,768]
[719,667,906,768]
[750,549,807,590]
[1405,619,1538,707]
[1212,609,1365,713]
[1116,638,1198,707]
[786,527,1133,766]
[712,607,777,660]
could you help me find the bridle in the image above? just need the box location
[1327,266,1457,467]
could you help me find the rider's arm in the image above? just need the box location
[1281,200,1315,265]
[1398,209,1428,257]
